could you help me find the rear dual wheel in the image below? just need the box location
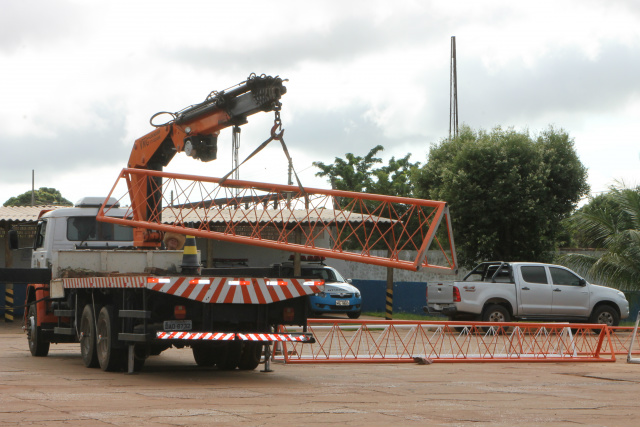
[79,304,99,368]
[192,342,262,371]
[96,305,127,372]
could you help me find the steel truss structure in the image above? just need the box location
[274,320,636,364]
[98,168,457,272]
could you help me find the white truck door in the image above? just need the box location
[517,265,552,315]
[549,266,590,316]
[31,219,49,268]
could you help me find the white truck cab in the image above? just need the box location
[31,197,134,269]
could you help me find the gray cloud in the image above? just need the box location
[457,42,640,128]
[0,103,128,183]
[0,0,87,53]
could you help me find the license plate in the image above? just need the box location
[336,300,349,306]
[163,320,192,331]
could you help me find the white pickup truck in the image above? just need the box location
[425,262,629,326]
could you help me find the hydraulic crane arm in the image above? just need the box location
[126,73,287,247]
[128,73,286,169]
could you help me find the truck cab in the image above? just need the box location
[31,197,134,269]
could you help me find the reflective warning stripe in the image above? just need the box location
[155,332,313,342]
[156,332,235,340]
[236,333,313,342]
[63,276,323,304]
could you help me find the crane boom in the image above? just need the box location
[125,74,286,247]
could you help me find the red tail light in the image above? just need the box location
[174,305,187,320]
[453,286,461,302]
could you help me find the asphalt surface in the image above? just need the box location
[1,320,639,427]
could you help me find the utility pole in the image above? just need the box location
[449,36,459,140]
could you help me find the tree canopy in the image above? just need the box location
[413,125,589,267]
[560,184,640,290]
[313,145,419,197]
[3,187,73,207]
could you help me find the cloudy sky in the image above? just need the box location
[1,0,639,207]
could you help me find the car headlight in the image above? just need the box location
[355,292,361,298]
[316,292,326,298]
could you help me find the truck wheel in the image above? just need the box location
[217,342,242,370]
[237,343,262,370]
[96,305,126,372]
[79,304,99,368]
[192,345,217,367]
[482,305,511,334]
[347,311,361,319]
[589,305,620,327]
[27,304,50,357]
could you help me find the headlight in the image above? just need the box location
[355,292,361,298]
[316,292,326,298]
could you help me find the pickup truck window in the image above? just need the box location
[549,267,582,286]
[521,266,548,284]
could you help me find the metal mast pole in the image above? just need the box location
[449,36,459,139]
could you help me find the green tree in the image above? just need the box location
[559,184,640,290]
[3,187,73,207]
[313,145,419,197]
[413,125,589,267]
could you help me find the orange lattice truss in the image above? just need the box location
[97,168,457,272]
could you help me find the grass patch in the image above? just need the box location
[363,312,445,321]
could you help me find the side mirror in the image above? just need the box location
[578,278,587,287]
[347,278,352,284]
[8,229,19,250]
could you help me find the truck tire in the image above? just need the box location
[482,304,511,323]
[217,342,242,370]
[347,311,362,319]
[96,305,126,372]
[482,304,511,334]
[79,304,99,368]
[237,343,262,370]
[589,305,620,327]
[192,345,217,367]
[27,304,50,357]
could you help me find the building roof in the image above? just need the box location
[160,207,390,224]
[0,205,66,224]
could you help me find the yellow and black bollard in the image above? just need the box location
[181,235,201,275]
[4,283,13,322]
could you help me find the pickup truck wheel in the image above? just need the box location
[482,304,511,323]
[96,305,126,372]
[79,304,99,368]
[482,305,511,334]
[27,304,50,357]
[347,311,361,319]
[589,305,620,327]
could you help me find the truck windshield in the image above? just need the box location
[67,217,133,242]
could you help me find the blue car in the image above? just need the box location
[302,265,362,319]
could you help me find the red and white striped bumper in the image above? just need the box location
[156,331,315,343]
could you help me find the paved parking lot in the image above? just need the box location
[1,321,639,426]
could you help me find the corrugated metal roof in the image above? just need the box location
[160,208,389,224]
[0,206,388,225]
[0,205,65,223]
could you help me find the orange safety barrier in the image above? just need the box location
[97,168,457,272]
[610,325,640,355]
[275,320,618,363]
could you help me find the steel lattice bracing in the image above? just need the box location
[276,320,622,364]
[97,168,457,272]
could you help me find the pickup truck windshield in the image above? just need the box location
[67,217,133,242]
